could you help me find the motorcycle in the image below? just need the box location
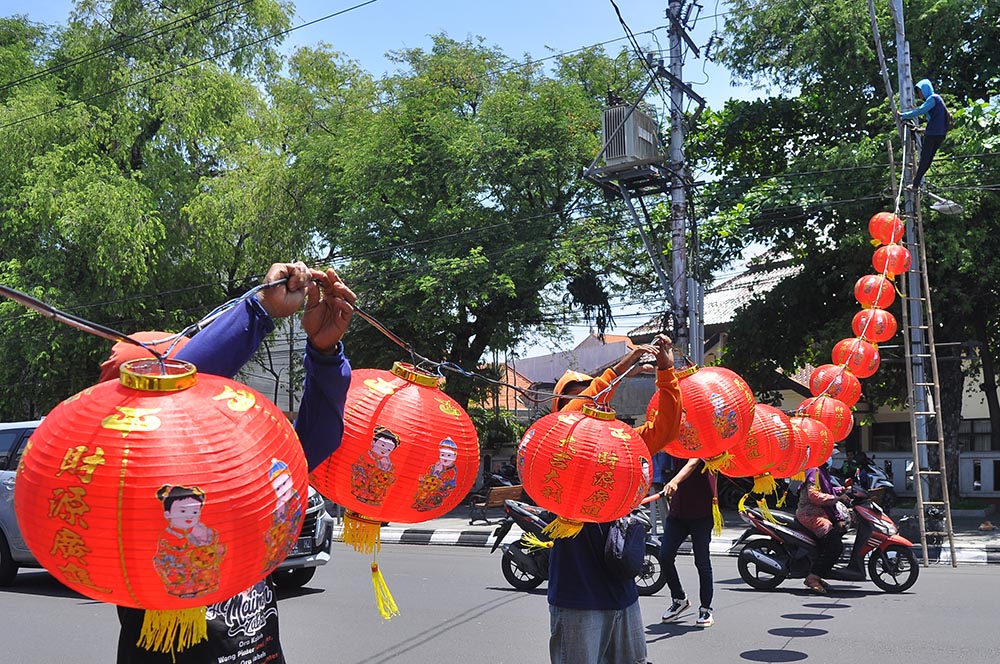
[734,482,919,593]
[491,499,668,596]
[832,451,897,514]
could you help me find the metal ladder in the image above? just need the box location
[898,170,957,567]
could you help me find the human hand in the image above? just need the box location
[257,262,312,319]
[650,334,675,370]
[664,479,679,498]
[302,267,356,354]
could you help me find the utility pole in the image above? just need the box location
[668,0,690,361]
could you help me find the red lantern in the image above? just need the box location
[15,359,308,655]
[790,416,835,468]
[872,244,912,279]
[309,363,479,618]
[719,404,790,495]
[661,366,756,468]
[311,363,479,536]
[852,308,898,343]
[797,395,854,442]
[518,404,651,538]
[832,338,881,379]
[868,212,904,246]
[768,408,808,480]
[808,364,862,407]
[854,274,896,309]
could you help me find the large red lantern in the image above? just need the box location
[518,404,651,538]
[868,212,904,246]
[719,404,789,495]
[797,395,854,442]
[854,274,896,309]
[309,363,479,617]
[768,408,808,480]
[808,364,862,407]
[872,244,912,279]
[832,338,881,379]
[790,416,835,468]
[660,366,756,469]
[852,308,898,344]
[15,359,308,655]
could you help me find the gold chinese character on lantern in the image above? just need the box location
[48,486,90,529]
[57,445,106,484]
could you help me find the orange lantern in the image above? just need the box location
[872,244,912,279]
[790,416,835,468]
[808,364,862,407]
[720,404,789,496]
[797,395,854,442]
[15,358,308,656]
[518,404,651,538]
[868,211,904,246]
[660,366,756,469]
[309,362,479,618]
[852,308,898,344]
[854,274,896,309]
[832,338,881,379]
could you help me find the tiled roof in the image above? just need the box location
[703,261,803,326]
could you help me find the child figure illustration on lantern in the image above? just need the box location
[412,438,459,512]
[350,425,400,505]
[152,484,225,599]
[261,459,304,572]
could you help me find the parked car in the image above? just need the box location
[0,420,334,588]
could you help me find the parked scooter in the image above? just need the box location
[833,451,897,514]
[734,482,919,593]
[491,499,668,596]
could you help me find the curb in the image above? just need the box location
[333,525,1000,565]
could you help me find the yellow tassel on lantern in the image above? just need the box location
[776,489,788,508]
[703,450,736,474]
[342,510,383,554]
[752,473,778,496]
[792,471,806,482]
[711,498,723,537]
[137,607,208,655]
[521,532,554,552]
[371,561,400,620]
[542,516,583,539]
[737,492,749,513]
[756,498,776,524]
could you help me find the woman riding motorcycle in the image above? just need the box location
[795,463,849,593]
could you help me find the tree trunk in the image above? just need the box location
[936,354,964,500]
[972,311,1000,449]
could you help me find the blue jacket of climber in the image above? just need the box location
[901,79,948,136]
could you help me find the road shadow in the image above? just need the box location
[781,612,834,621]
[768,626,828,638]
[801,602,852,609]
[275,585,326,600]
[740,648,808,662]
[646,621,701,641]
[485,584,547,596]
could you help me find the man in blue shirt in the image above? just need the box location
[900,78,950,190]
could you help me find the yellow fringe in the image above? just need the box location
[371,561,400,620]
[712,498,723,537]
[792,471,806,482]
[752,473,778,496]
[520,532,554,551]
[342,510,383,554]
[737,492,749,513]
[137,607,208,656]
[703,450,735,473]
[541,517,583,539]
[757,498,776,524]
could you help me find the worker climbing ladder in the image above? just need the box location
[898,124,957,567]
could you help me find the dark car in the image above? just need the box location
[0,420,333,589]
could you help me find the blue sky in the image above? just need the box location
[4,0,757,355]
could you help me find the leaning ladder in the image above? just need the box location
[898,167,957,567]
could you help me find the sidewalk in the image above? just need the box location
[330,503,1000,565]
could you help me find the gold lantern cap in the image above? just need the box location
[391,361,440,388]
[582,403,617,420]
[120,358,198,392]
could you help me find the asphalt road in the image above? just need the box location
[3,545,1000,663]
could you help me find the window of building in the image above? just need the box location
[871,421,911,452]
[958,418,994,452]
